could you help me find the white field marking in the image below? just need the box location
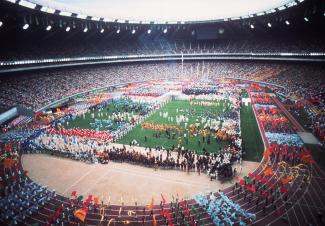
[62,165,96,195]
[109,166,213,188]
[82,169,112,195]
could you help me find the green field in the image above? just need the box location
[240,90,264,162]
[64,103,122,131]
[62,93,265,159]
[118,99,231,154]
[63,99,148,132]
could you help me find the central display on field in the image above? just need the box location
[59,81,241,154]
[118,99,232,154]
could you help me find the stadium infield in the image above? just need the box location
[117,99,231,154]
[22,153,259,205]
[62,97,264,161]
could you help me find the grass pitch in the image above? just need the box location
[64,103,122,131]
[240,90,264,162]
[118,99,231,154]
[62,94,264,159]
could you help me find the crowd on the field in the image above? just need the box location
[25,126,242,180]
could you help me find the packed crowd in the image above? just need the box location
[1,61,323,143]
[0,62,320,113]
[1,37,325,60]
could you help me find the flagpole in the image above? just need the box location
[181,51,184,81]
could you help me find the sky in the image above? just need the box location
[31,0,293,22]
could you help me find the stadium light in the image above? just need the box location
[77,14,87,19]
[60,11,72,17]
[250,24,254,29]
[163,28,167,34]
[19,0,36,9]
[100,28,105,33]
[131,29,136,34]
[304,17,309,22]
[285,20,290,25]
[41,6,55,14]
[23,23,29,30]
[147,29,151,34]
[46,25,52,31]
[66,26,70,32]
[0,21,3,27]
[83,27,88,32]
[267,22,272,27]
[116,28,120,34]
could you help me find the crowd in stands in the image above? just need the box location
[0,62,320,112]
[1,37,325,61]
[0,61,324,142]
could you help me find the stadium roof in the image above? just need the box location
[28,0,302,23]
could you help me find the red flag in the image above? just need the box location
[247,185,256,193]
[71,191,77,200]
[180,198,185,209]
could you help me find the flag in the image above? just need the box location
[71,191,77,200]
[263,165,273,177]
[148,197,154,210]
[247,184,256,193]
[74,208,87,222]
[264,148,272,160]
[280,176,293,184]
[3,159,16,169]
[94,196,99,206]
[191,205,197,215]
[244,176,252,184]
[300,152,315,165]
[180,198,185,209]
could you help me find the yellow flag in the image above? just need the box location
[148,197,154,210]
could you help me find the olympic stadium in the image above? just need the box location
[0,0,325,225]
